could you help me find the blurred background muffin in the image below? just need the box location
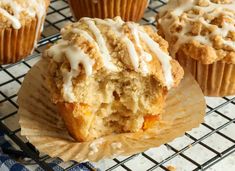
[68,0,149,22]
[158,0,235,96]
[0,0,50,64]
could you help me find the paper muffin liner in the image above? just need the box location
[18,59,206,162]
[0,15,47,64]
[68,0,148,21]
[177,55,235,97]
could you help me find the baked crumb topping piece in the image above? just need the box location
[158,0,235,64]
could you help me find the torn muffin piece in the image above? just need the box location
[44,17,184,141]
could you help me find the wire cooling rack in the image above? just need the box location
[0,0,235,170]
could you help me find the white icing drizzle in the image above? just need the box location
[0,0,46,47]
[65,46,93,76]
[71,27,104,55]
[83,19,118,71]
[139,30,174,89]
[127,23,153,75]
[72,28,142,75]
[159,0,235,57]
[84,17,143,72]
[94,18,141,72]
[124,22,173,88]
[47,40,94,102]
[72,24,140,72]
[122,37,140,71]
[72,28,96,43]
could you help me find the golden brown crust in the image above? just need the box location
[57,103,95,141]
[170,60,184,87]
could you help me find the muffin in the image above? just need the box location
[0,0,50,64]
[158,0,235,96]
[44,17,184,141]
[68,0,149,22]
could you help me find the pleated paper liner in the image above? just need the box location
[18,59,206,162]
[68,0,148,21]
[0,19,37,64]
[177,55,235,97]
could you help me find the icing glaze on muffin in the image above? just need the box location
[46,17,182,102]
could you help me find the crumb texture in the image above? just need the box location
[158,0,235,64]
[45,17,184,141]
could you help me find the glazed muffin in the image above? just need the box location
[44,17,184,141]
[0,0,50,64]
[68,0,149,22]
[158,0,235,96]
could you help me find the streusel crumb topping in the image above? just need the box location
[158,0,235,64]
[45,17,183,102]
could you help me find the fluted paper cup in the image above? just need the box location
[0,19,38,64]
[18,59,206,162]
[68,0,148,21]
[177,55,235,97]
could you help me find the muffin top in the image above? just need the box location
[0,0,48,29]
[45,17,183,103]
[158,0,235,64]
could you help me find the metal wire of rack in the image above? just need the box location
[0,0,234,170]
